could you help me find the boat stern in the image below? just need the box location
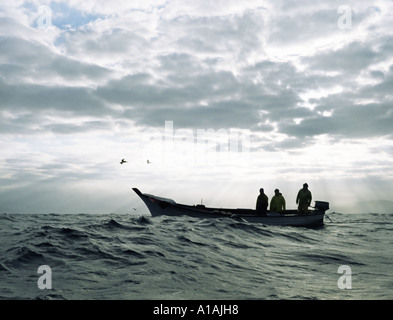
[314,201,329,213]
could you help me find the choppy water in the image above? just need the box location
[1,212,392,300]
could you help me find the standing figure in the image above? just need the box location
[256,188,268,216]
[296,183,312,214]
[270,189,286,213]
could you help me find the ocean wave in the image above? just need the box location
[6,246,46,268]
[1,212,392,299]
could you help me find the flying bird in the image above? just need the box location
[120,159,127,165]
[147,160,151,164]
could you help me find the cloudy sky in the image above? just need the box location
[1,0,393,214]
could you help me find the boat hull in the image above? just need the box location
[133,188,326,227]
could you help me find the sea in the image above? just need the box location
[1,211,392,302]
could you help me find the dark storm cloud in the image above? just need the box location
[0,78,114,136]
[0,80,104,113]
[96,63,305,130]
[0,35,112,83]
[44,120,112,134]
[361,67,393,100]
[281,99,393,139]
[95,71,204,108]
[302,41,380,73]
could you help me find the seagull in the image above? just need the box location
[147,160,151,164]
[120,159,127,165]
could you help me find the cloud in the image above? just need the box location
[1,1,392,143]
[0,78,108,114]
[267,8,339,46]
[302,41,380,73]
[0,35,113,86]
[281,98,393,139]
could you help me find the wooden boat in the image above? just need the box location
[133,188,329,227]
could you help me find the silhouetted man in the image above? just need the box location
[256,188,268,215]
[296,183,312,214]
[270,189,286,213]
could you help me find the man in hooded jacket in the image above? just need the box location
[256,188,268,215]
[296,183,312,214]
[270,189,286,213]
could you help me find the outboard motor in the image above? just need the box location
[314,201,329,213]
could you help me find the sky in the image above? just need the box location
[1,0,393,214]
